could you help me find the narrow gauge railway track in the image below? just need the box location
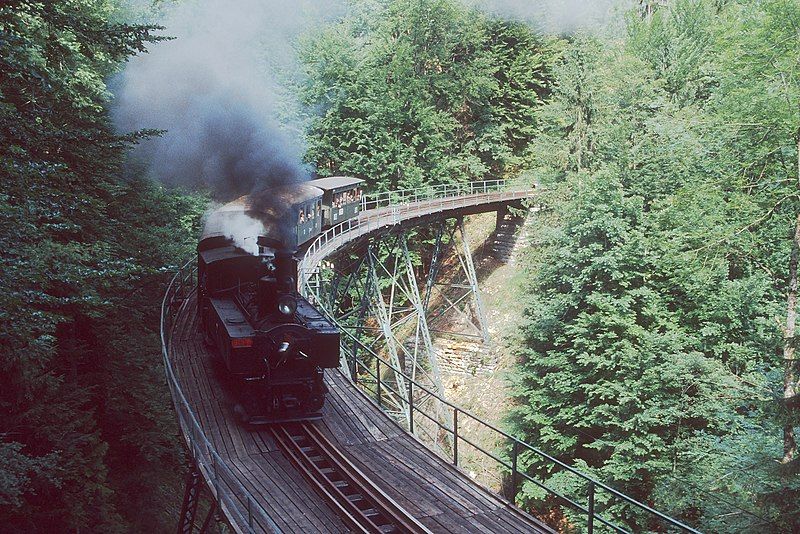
[271,422,432,534]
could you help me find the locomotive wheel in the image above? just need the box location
[233,403,250,425]
[202,315,215,348]
[201,310,217,349]
[307,375,327,411]
[307,391,324,411]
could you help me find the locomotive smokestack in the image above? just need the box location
[273,247,299,322]
[275,248,298,294]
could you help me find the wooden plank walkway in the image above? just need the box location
[170,293,552,533]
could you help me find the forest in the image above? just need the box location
[0,0,797,532]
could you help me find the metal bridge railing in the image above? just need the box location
[300,179,533,290]
[360,179,508,211]
[161,260,283,534]
[313,309,701,534]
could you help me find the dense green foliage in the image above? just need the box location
[299,0,557,349]
[2,0,797,532]
[301,0,554,192]
[509,1,800,531]
[0,1,204,531]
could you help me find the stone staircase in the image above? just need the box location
[490,207,535,264]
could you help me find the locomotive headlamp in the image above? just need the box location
[277,295,297,316]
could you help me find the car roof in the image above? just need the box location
[308,176,364,191]
[216,183,323,212]
[200,183,323,243]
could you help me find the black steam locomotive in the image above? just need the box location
[197,177,364,423]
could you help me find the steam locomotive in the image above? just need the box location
[198,177,364,423]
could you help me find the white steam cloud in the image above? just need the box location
[225,212,266,255]
[467,0,634,34]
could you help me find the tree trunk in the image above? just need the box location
[784,134,800,464]
[784,212,799,463]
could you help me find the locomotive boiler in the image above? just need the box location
[197,181,361,423]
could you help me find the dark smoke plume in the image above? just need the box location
[113,0,342,200]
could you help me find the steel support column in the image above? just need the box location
[421,219,491,343]
[178,462,203,534]
[367,243,410,424]
[456,218,490,343]
[401,236,441,386]
[399,236,447,438]
[423,222,446,312]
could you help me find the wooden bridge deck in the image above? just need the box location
[169,293,552,533]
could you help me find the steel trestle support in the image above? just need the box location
[422,218,490,343]
[178,458,217,534]
[311,219,493,452]
[456,218,490,343]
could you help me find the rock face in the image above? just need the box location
[434,338,497,376]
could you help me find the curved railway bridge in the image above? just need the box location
[161,180,699,533]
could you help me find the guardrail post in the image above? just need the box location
[408,380,414,435]
[453,408,459,466]
[211,446,217,485]
[191,425,197,460]
[352,356,358,385]
[588,482,595,534]
[211,449,220,502]
[511,440,519,502]
[376,358,382,407]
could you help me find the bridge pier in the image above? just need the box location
[423,218,490,343]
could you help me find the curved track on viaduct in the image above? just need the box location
[161,180,698,533]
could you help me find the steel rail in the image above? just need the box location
[271,422,432,534]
